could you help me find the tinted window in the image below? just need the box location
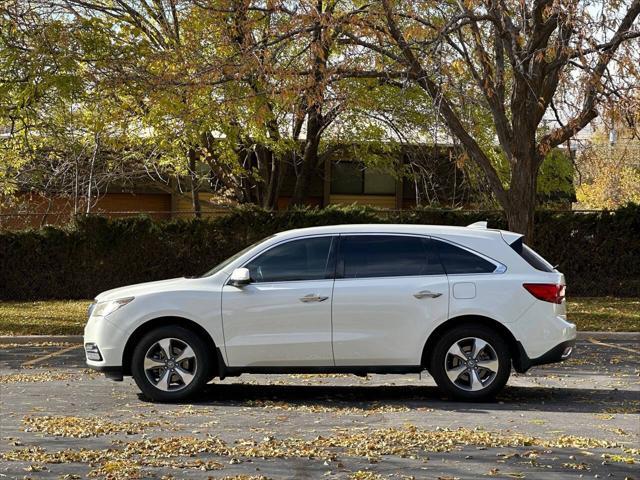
[432,239,496,274]
[510,238,554,272]
[339,235,444,279]
[245,237,333,282]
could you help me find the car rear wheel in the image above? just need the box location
[131,326,209,402]
[430,325,511,401]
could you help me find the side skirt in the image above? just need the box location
[215,349,424,379]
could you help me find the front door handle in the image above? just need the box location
[414,290,443,299]
[299,294,329,303]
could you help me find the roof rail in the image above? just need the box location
[467,221,488,229]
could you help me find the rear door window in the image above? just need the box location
[338,235,444,279]
[431,239,497,274]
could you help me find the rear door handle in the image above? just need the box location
[414,290,442,299]
[299,294,329,303]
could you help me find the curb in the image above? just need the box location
[0,331,638,345]
[576,331,639,340]
[0,335,83,344]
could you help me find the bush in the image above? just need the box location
[1,203,638,300]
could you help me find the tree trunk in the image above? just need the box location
[188,148,202,218]
[290,3,327,208]
[256,145,281,210]
[505,200,535,243]
[86,134,99,214]
[290,138,319,206]
[262,118,283,210]
[264,155,280,209]
[504,158,538,243]
[290,110,321,207]
[274,155,289,210]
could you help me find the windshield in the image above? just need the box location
[201,235,275,277]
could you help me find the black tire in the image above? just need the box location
[131,325,210,402]
[429,325,511,401]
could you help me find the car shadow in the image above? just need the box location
[153,382,639,414]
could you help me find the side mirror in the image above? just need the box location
[228,267,251,287]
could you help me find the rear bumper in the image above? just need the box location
[513,339,575,373]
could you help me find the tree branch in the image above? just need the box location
[380,0,509,208]
[538,0,640,153]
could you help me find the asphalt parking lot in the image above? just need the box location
[1,337,638,480]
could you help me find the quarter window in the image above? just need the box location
[509,238,555,272]
[244,237,333,282]
[431,239,496,274]
[339,235,444,279]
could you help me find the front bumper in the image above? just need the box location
[513,339,575,373]
[84,312,128,372]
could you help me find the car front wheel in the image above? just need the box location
[430,325,511,401]
[131,326,209,402]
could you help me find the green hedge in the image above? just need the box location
[1,203,638,300]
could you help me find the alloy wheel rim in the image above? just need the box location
[444,336,499,392]
[143,337,197,392]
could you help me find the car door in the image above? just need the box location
[221,235,336,367]
[331,234,449,366]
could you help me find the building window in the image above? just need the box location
[331,162,396,195]
[364,169,396,194]
[331,162,362,194]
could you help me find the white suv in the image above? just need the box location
[84,223,576,401]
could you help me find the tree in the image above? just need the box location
[206,0,403,208]
[0,0,176,219]
[345,0,640,239]
[3,0,446,214]
[49,0,403,211]
[56,0,243,217]
[575,128,640,208]
[0,0,82,201]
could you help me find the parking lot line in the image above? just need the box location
[21,344,83,367]
[587,337,640,354]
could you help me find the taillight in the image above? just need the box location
[523,283,565,304]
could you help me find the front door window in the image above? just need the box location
[245,237,333,282]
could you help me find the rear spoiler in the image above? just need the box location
[500,230,523,245]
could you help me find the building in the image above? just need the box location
[2,143,473,229]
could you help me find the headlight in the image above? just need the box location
[91,297,134,317]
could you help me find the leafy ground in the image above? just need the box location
[0,300,89,335]
[567,297,639,332]
[0,297,637,335]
